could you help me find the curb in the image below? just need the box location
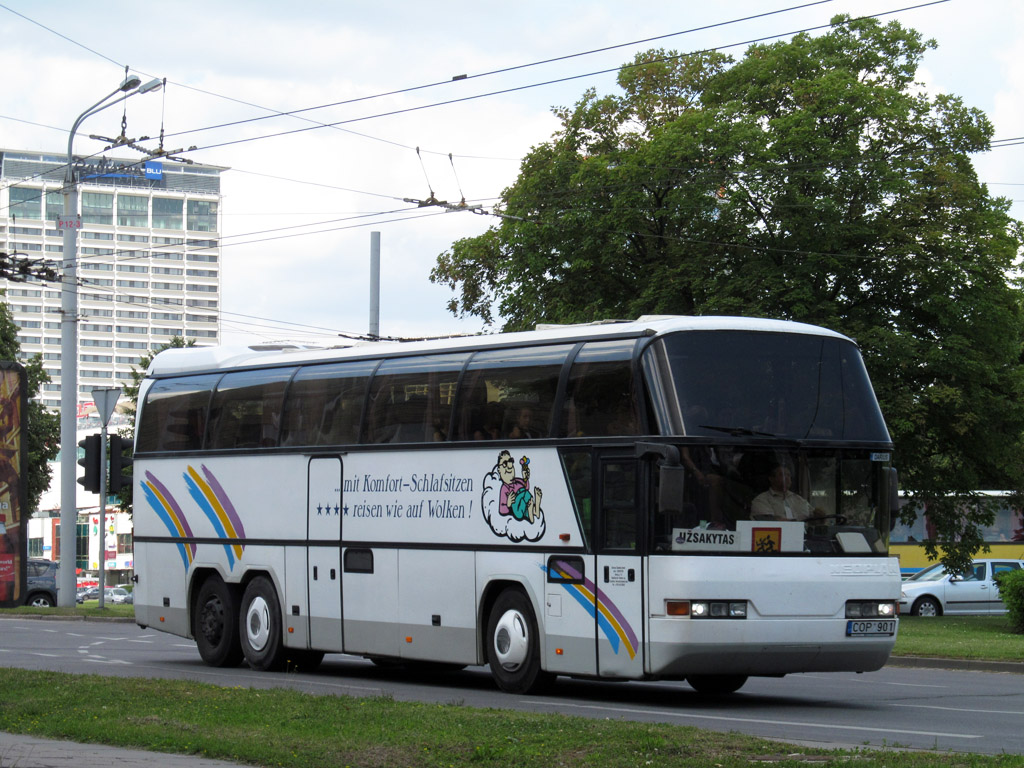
[887,655,1024,674]
[0,613,135,623]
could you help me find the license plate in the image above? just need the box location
[846,619,897,637]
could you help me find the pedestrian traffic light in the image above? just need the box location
[77,434,101,494]
[108,434,133,494]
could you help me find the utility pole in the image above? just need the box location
[369,231,380,339]
[58,74,162,606]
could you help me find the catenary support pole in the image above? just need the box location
[369,231,380,339]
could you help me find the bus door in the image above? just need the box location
[595,455,644,678]
[307,456,343,650]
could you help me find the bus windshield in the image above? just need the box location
[646,330,890,442]
[639,329,894,556]
[649,445,893,555]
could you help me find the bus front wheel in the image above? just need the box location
[486,589,553,694]
[194,575,243,667]
[687,674,748,695]
[239,576,286,671]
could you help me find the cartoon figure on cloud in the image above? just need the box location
[482,449,545,542]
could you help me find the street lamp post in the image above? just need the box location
[57,75,162,606]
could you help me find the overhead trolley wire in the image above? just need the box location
[172,1,951,157]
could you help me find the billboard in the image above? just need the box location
[0,362,27,607]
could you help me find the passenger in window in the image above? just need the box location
[509,405,541,439]
[259,409,279,447]
[751,463,826,521]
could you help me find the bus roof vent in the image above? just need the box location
[247,342,325,352]
[534,319,633,331]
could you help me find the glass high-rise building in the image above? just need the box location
[0,148,224,409]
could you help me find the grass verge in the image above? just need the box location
[0,667,1019,767]
[892,616,1023,661]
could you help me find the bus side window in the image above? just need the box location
[137,374,219,452]
[365,354,467,444]
[206,368,296,450]
[559,339,639,437]
[281,361,375,447]
[455,345,572,441]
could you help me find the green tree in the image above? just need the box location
[115,336,194,514]
[431,16,1024,574]
[0,290,60,514]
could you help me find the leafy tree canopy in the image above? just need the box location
[0,290,60,514]
[431,16,1024,573]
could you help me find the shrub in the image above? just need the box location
[998,569,1024,633]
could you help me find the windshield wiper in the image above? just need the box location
[698,424,776,437]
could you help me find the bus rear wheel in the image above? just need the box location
[239,576,286,671]
[687,674,748,695]
[194,575,243,667]
[486,589,553,694]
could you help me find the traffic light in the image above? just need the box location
[108,434,133,494]
[77,434,101,494]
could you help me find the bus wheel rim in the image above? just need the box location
[245,595,271,652]
[493,609,529,672]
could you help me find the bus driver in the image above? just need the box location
[751,463,826,522]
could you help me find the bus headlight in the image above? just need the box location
[673,600,747,619]
[846,600,897,619]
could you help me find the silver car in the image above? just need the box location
[899,559,1023,616]
[106,587,132,604]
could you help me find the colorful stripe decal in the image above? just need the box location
[544,560,639,659]
[183,465,245,568]
[141,470,196,569]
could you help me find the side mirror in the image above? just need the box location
[887,467,899,531]
[658,465,686,516]
[635,442,685,516]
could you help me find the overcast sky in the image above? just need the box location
[2,0,1022,346]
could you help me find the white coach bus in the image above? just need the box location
[132,316,900,695]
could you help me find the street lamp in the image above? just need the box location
[57,74,163,606]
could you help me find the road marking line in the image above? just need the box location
[544,702,982,740]
[893,703,1024,716]
[801,673,947,689]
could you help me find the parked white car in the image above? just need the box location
[899,559,1023,616]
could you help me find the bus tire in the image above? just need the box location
[194,575,243,667]
[486,589,553,694]
[239,576,286,671]
[687,675,748,695]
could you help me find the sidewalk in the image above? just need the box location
[0,731,251,768]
